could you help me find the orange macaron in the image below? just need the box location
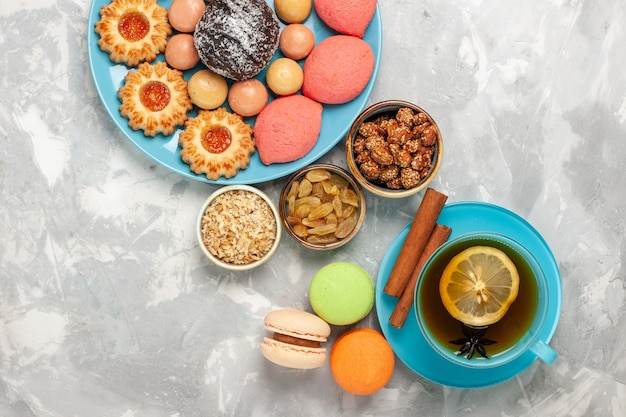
[329,328,395,395]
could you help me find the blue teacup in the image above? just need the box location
[414,232,557,369]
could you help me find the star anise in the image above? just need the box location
[449,324,497,359]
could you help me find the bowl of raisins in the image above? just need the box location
[279,164,366,250]
[345,100,443,198]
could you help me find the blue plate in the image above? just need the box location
[376,202,562,388]
[87,0,382,184]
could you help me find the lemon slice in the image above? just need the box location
[439,246,520,327]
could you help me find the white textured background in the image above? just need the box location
[1,0,625,416]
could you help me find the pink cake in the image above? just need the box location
[302,35,375,105]
[254,95,323,165]
[314,0,377,38]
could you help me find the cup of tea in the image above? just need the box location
[414,232,558,369]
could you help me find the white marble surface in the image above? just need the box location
[1,0,626,416]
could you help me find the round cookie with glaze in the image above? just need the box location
[193,0,280,81]
[309,262,375,326]
[118,61,192,137]
[261,308,331,369]
[228,79,269,117]
[187,69,228,110]
[302,35,375,105]
[178,107,255,180]
[95,0,171,67]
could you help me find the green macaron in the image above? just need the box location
[309,262,375,325]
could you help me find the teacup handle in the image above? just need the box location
[531,340,558,364]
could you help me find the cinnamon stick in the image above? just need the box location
[383,188,448,298]
[389,224,452,329]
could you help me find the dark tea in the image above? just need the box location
[418,236,540,357]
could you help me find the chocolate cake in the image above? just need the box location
[194,0,280,81]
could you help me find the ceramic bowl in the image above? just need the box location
[279,164,366,250]
[345,100,443,198]
[196,185,281,271]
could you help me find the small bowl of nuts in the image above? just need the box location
[279,164,366,250]
[197,185,281,271]
[346,100,443,198]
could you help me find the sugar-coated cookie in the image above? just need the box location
[314,0,377,38]
[253,95,322,165]
[194,0,280,80]
[302,35,375,105]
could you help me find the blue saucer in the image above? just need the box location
[375,201,562,388]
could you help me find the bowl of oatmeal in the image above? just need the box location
[196,185,281,271]
[345,100,443,198]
